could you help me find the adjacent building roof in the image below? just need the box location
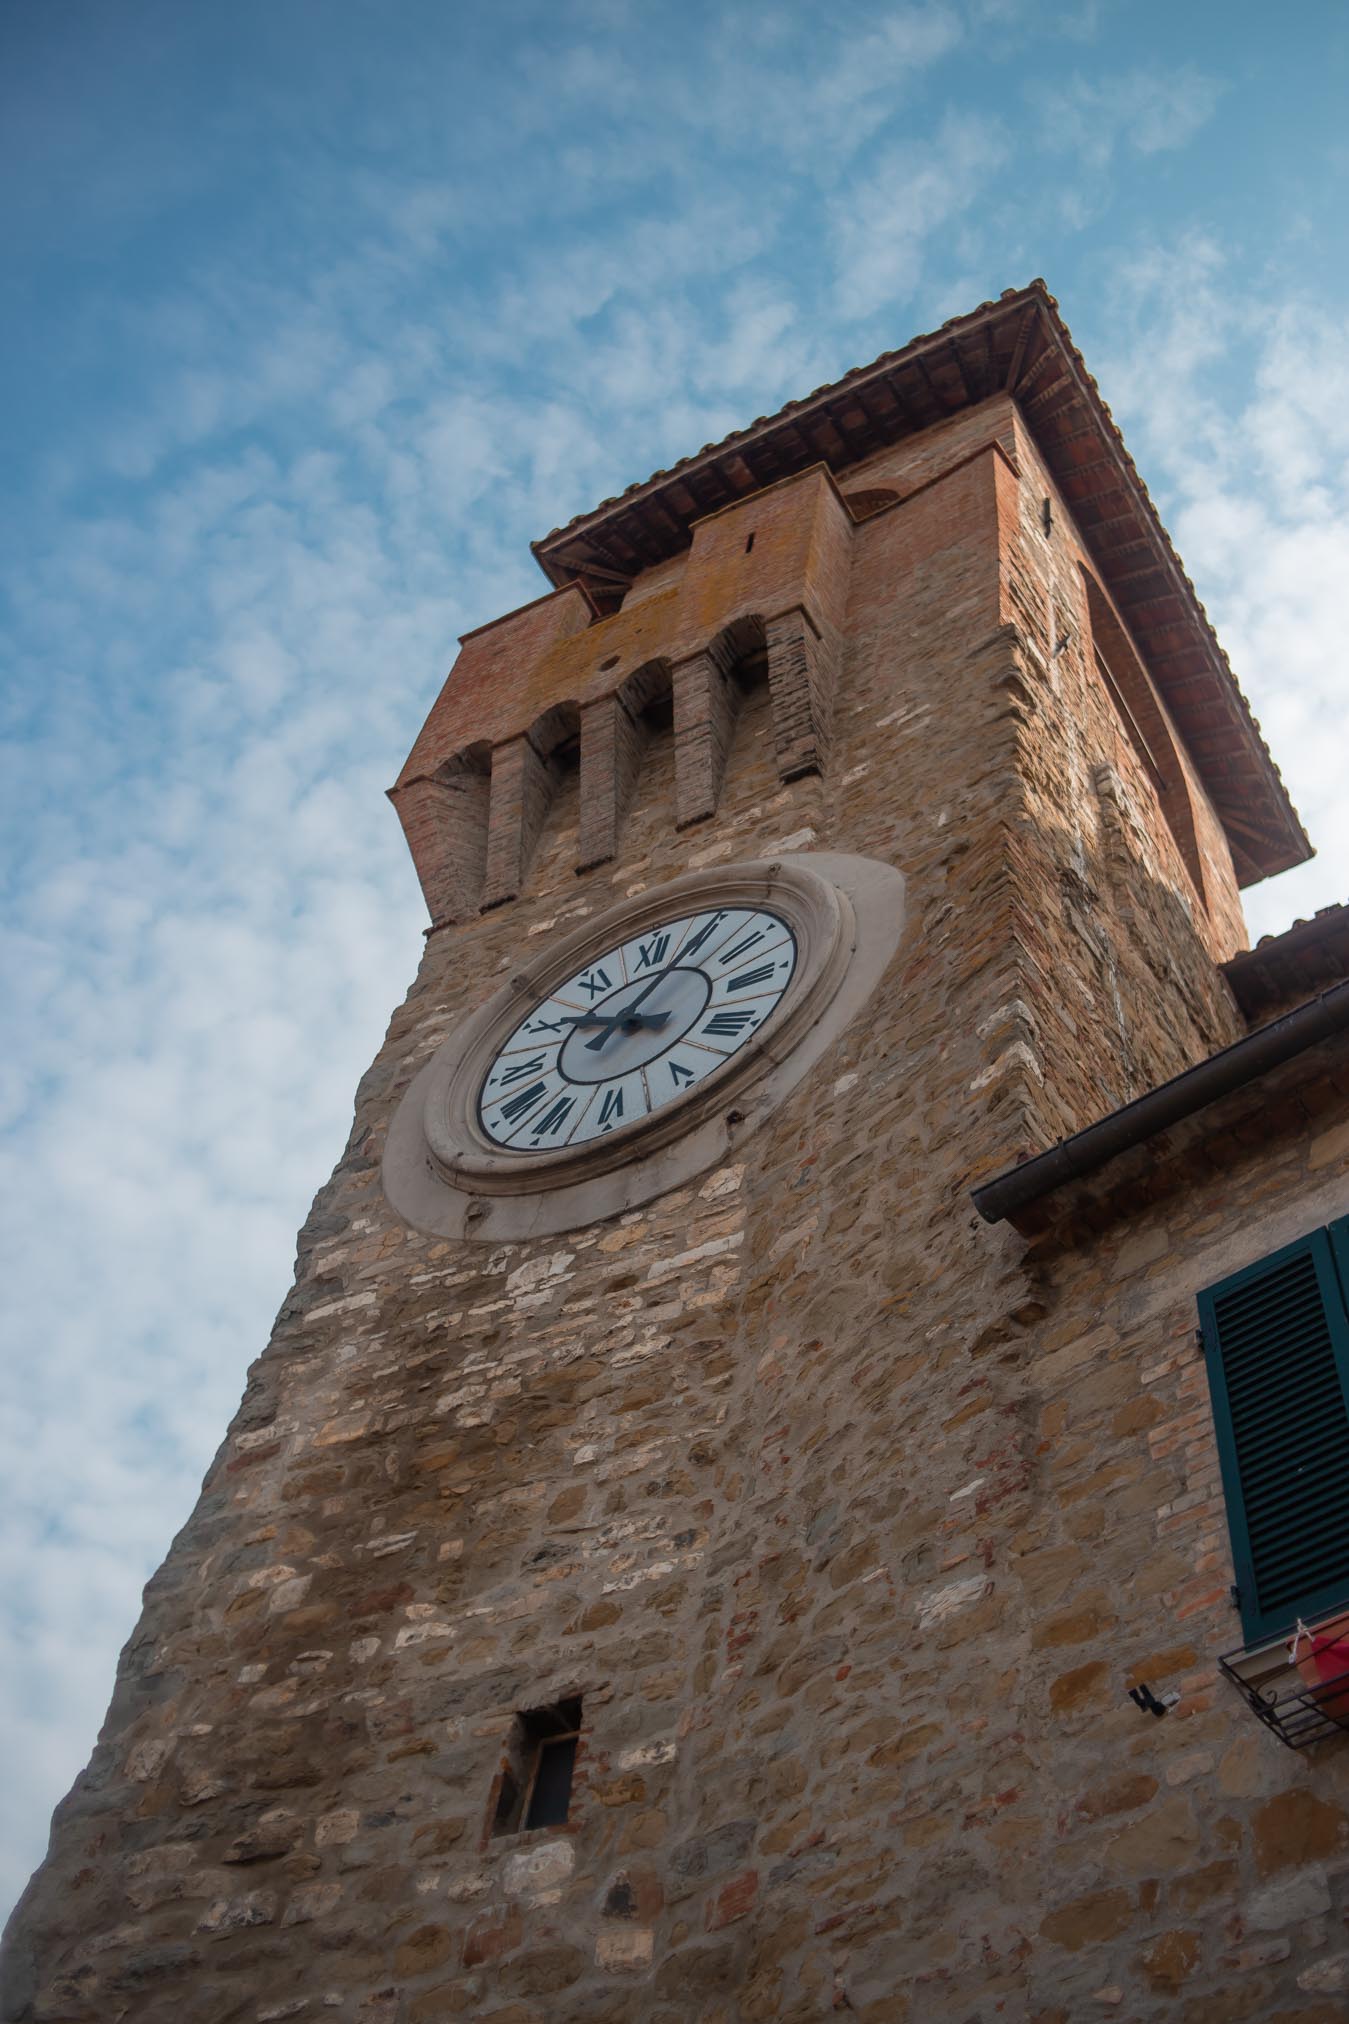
[1223,903,1349,1021]
[971,979,1349,1230]
[531,280,1308,888]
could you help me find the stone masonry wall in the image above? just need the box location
[9,410,1337,2024]
[1003,1038,1349,2021]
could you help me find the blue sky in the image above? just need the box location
[2,0,1347,1917]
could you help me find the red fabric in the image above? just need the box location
[1292,1617,1349,1716]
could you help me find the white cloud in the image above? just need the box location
[0,0,1342,1931]
[831,110,1009,319]
[1030,64,1223,169]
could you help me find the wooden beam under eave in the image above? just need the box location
[947,335,978,406]
[1221,805,1283,849]
[827,403,877,464]
[1163,673,1233,710]
[1101,536,1156,568]
[1004,302,1042,393]
[807,417,846,461]
[1054,430,1112,465]
[744,443,784,485]
[1146,647,1218,682]
[979,316,998,396]
[747,440,788,486]
[855,379,899,426]
[879,370,924,434]
[1122,591,1190,624]
[914,352,959,415]
[1022,368,1072,415]
[1037,397,1092,445]
[646,495,688,545]
[1102,571,1159,606]
[1080,504,1146,539]
[1012,340,1058,398]
[618,511,666,569]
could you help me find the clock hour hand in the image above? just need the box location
[554,994,677,1052]
[581,1008,672,1051]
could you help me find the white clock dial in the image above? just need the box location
[477,906,797,1152]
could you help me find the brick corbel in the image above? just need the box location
[389,756,490,926]
[578,692,646,870]
[480,733,554,910]
[673,646,737,828]
[765,607,835,781]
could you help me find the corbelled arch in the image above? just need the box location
[388,740,491,927]
[577,658,674,870]
[673,616,766,828]
[481,702,581,910]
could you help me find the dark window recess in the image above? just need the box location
[489,1698,582,1837]
[1199,1219,1349,1645]
[527,1734,578,1828]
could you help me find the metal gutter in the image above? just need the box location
[971,981,1349,1227]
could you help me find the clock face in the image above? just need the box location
[478,906,797,1152]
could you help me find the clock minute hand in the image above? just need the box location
[618,961,680,1020]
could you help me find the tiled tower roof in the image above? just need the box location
[533,281,1308,888]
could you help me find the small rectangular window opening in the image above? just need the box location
[489,1697,581,1837]
[744,531,755,553]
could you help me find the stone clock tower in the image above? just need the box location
[11,283,1349,2022]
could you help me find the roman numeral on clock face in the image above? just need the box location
[529,1095,576,1141]
[635,933,671,971]
[598,1087,624,1128]
[499,1053,547,1084]
[680,911,730,960]
[667,1060,696,1088]
[725,962,777,993]
[578,966,612,998]
[718,927,765,966]
[703,1008,757,1038]
[498,1079,548,1123]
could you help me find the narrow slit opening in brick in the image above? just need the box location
[489,1696,582,1837]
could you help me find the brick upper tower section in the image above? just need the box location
[389,281,1308,930]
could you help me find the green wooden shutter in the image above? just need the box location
[1199,1226,1349,1643]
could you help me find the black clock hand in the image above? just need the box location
[560,1011,671,1029]
[580,959,686,1051]
[582,1007,674,1051]
[617,962,679,1020]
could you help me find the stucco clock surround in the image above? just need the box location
[383,851,906,1239]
